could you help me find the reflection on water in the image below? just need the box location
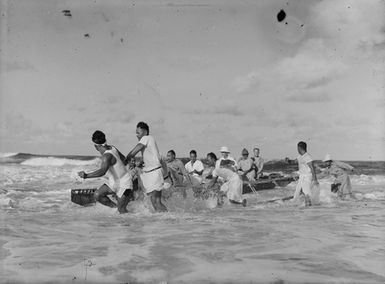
[1,164,385,283]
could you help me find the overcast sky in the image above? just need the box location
[0,0,384,160]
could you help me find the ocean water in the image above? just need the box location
[1,153,385,284]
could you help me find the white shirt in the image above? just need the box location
[216,156,238,170]
[139,135,161,172]
[297,153,313,177]
[104,147,133,190]
[212,165,238,182]
[252,156,264,174]
[185,160,204,178]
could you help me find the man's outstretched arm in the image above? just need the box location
[125,143,145,164]
[207,176,218,189]
[78,154,112,179]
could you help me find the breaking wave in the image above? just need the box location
[0,152,19,158]
[21,157,100,167]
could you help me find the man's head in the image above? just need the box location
[190,150,197,163]
[136,121,149,140]
[220,146,230,158]
[92,130,107,154]
[323,154,332,167]
[253,147,260,157]
[241,148,249,159]
[297,141,307,155]
[167,150,176,162]
[206,152,217,166]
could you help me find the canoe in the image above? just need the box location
[242,174,295,194]
[71,188,96,206]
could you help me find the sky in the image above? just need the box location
[0,0,384,160]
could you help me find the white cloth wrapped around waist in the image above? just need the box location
[105,172,133,198]
[220,175,243,203]
[140,168,164,194]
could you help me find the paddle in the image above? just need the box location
[259,195,294,204]
[244,181,259,194]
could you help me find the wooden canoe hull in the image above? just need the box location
[242,175,295,194]
[71,188,96,206]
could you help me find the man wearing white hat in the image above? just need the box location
[320,154,355,198]
[207,152,246,207]
[216,146,238,172]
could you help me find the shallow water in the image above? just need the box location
[1,162,385,283]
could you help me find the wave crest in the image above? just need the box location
[0,152,20,158]
[21,157,100,167]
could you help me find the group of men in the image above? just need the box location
[289,141,355,206]
[78,121,356,213]
[78,122,167,213]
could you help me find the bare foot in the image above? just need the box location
[118,208,129,214]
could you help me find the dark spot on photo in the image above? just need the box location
[62,10,72,17]
[84,33,90,38]
[277,9,286,22]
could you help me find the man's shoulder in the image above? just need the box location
[139,135,155,144]
[303,153,313,162]
[102,151,115,163]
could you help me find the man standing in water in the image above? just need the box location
[320,154,355,199]
[125,122,167,212]
[207,152,246,207]
[292,141,319,206]
[78,130,133,213]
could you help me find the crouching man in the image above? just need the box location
[78,130,133,213]
[206,152,246,207]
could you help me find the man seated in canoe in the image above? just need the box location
[251,147,264,179]
[77,130,135,213]
[217,146,238,172]
[185,149,205,186]
[166,150,192,187]
[237,148,257,181]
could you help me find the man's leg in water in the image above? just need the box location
[149,190,167,212]
[304,195,312,206]
[227,179,247,207]
[95,184,116,208]
[292,178,303,202]
[302,179,312,207]
[116,189,132,214]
